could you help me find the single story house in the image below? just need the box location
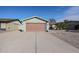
[22,16,49,32]
[0,18,21,31]
[56,20,79,30]
[65,21,79,30]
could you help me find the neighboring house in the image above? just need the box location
[22,16,49,32]
[56,21,79,30]
[0,18,21,31]
[66,21,79,30]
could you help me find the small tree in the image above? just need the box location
[56,22,63,30]
[48,18,56,30]
[64,19,69,31]
[55,20,69,30]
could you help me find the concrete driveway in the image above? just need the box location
[0,31,79,53]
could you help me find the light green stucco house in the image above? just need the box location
[0,18,21,31]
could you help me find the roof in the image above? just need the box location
[0,18,22,23]
[23,16,48,22]
[56,20,79,24]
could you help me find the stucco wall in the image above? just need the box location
[22,21,27,31]
[1,23,6,29]
[46,23,49,31]
[0,21,21,31]
[6,21,20,31]
[11,21,21,30]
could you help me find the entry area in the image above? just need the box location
[26,23,46,32]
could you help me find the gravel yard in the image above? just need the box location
[51,30,79,49]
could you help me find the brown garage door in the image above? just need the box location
[26,23,46,32]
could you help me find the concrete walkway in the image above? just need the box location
[0,31,79,53]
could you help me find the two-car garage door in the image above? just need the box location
[26,23,46,31]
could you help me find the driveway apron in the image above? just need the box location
[0,31,35,53]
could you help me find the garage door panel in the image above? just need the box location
[26,23,46,31]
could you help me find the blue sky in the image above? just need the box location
[0,6,79,21]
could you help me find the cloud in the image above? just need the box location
[57,7,79,22]
[57,15,79,22]
[65,7,79,15]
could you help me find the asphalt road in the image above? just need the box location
[0,31,79,53]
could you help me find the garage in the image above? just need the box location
[23,16,48,32]
[26,23,46,31]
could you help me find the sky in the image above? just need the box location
[0,6,79,22]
